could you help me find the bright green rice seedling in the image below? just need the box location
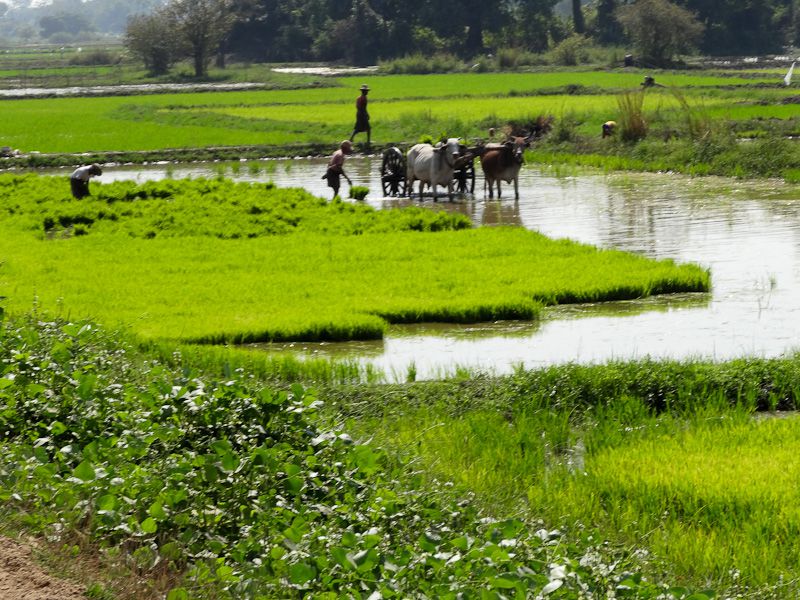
[348,185,369,200]
[0,175,708,344]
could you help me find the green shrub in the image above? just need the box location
[547,34,590,66]
[379,52,465,74]
[711,134,799,177]
[68,49,120,66]
[494,47,545,69]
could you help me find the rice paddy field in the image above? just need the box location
[0,68,797,157]
[0,174,708,344]
[3,62,800,598]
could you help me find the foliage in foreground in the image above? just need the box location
[0,315,686,598]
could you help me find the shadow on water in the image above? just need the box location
[86,158,800,380]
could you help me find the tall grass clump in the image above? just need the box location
[670,88,713,141]
[617,90,648,142]
[551,110,582,142]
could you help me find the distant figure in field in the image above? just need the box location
[350,84,371,144]
[322,140,353,199]
[70,163,102,199]
[641,75,664,88]
[602,121,617,138]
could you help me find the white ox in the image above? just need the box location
[405,138,462,200]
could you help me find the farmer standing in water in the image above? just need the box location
[322,140,353,199]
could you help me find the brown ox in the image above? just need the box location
[480,136,530,199]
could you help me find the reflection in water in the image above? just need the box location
[84,158,800,380]
[248,338,387,360]
[547,293,710,320]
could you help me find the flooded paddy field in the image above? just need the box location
[84,157,800,379]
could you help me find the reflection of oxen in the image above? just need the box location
[406,138,462,200]
[480,136,530,199]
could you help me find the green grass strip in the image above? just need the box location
[0,70,774,155]
[333,356,800,596]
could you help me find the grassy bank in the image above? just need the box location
[330,356,800,596]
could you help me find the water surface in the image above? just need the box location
[88,158,800,379]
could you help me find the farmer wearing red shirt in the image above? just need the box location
[349,84,371,144]
[322,140,353,199]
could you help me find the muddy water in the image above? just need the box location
[90,158,800,379]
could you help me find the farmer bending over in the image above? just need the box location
[322,140,353,199]
[602,121,617,138]
[70,163,102,199]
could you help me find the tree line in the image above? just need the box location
[124,0,800,77]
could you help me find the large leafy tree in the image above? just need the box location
[495,0,559,52]
[616,0,703,66]
[128,0,562,67]
[414,0,511,56]
[227,0,331,61]
[38,11,94,39]
[165,0,236,77]
[681,0,792,55]
[572,0,585,33]
[314,0,390,64]
[593,0,623,43]
[125,11,179,75]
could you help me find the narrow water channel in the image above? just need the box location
[88,157,800,380]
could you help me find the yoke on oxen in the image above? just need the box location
[378,138,485,200]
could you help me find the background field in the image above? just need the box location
[0,70,795,155]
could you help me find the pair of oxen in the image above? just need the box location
[405,135,532,200]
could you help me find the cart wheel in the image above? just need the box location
[453,161,475,195]
[381,147,406,197]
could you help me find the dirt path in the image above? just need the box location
[0,536,85,600]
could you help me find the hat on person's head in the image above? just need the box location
[360,84,370,91]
